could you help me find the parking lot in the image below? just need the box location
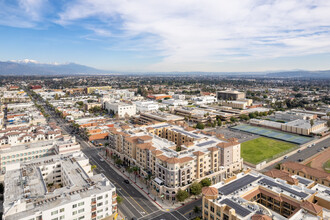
[212,127,259,143]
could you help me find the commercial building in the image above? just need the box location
[274,111,317,121]
[217,90,246,100]
[134,100,159,112]
[192,96,217,105]
[2,152,117,220]
[147,94,172,100]
[250,118,327,136]
[104,101,136,118]
[202,171,330,220]
[281,119,327,135]
[162,99,188,107]
[219,99,253,110]
[135,111,184,124]
[86,86,112,94]
[106,123,243,201]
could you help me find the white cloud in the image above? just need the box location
[0,0,47,28]
[7,0,330,71]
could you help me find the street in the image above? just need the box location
[262,137,330,172]
[30,91,197,220]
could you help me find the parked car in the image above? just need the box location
[284,156,288,159]
[297,150,301,153]
[124,179,130,184]
[298,159,303,162]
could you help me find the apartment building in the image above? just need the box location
[280,162,330,187]
[217,90,246,100]
[202,171,330,220]
[106,123,243,201]
[104,101,136,118]
[0,123,62,147]
[0,136,80,172]
[2,152,117,220]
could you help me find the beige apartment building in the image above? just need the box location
[106,123,243,201]
[202,171,330,220]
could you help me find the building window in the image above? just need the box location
[51,210,58,215]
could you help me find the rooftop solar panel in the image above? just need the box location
[196,140,217,147]
[296,177,312,185]
[218,175,261,195]
[172,128,200,138]
[259,178,308,198]
[220,199,251,217]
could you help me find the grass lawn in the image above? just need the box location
[323,160,330,173]
[241,137,296,164]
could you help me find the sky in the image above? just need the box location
[1,0,330,72]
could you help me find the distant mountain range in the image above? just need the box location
[0,61,110,75]
[0,60,330,78]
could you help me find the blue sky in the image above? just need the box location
[1,0,330,72]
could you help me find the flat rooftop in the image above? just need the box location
[3,152,115,220]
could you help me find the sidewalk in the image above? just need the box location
[98,152,198,211]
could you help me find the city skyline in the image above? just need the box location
[1,0,330,72]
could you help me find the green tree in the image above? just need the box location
[190,182,202,198]
[200,178,212,187]
[230,116,237,123]
[176,189,189,202]
[310,119,314,127]
[196,122,205,129]
[116,196,123,204]
[217,119,222,127]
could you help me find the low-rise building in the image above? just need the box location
[104,101,136,118]
[162,99,188,107]
[135,111,184,124]
[217,90,246,100]
[202,171,330,220]
[2,152,117,220]
[147,94,172,100]
[134,100,159,112]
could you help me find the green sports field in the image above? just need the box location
[241,137,296,164]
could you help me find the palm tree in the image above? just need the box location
[127,167,133,179]
[132,166,140,182]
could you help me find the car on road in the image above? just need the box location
[284,156,288,159]
[297,150,301,153]
[124,179,130,184]
[100,158,104,162]
[298,159,303,162]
